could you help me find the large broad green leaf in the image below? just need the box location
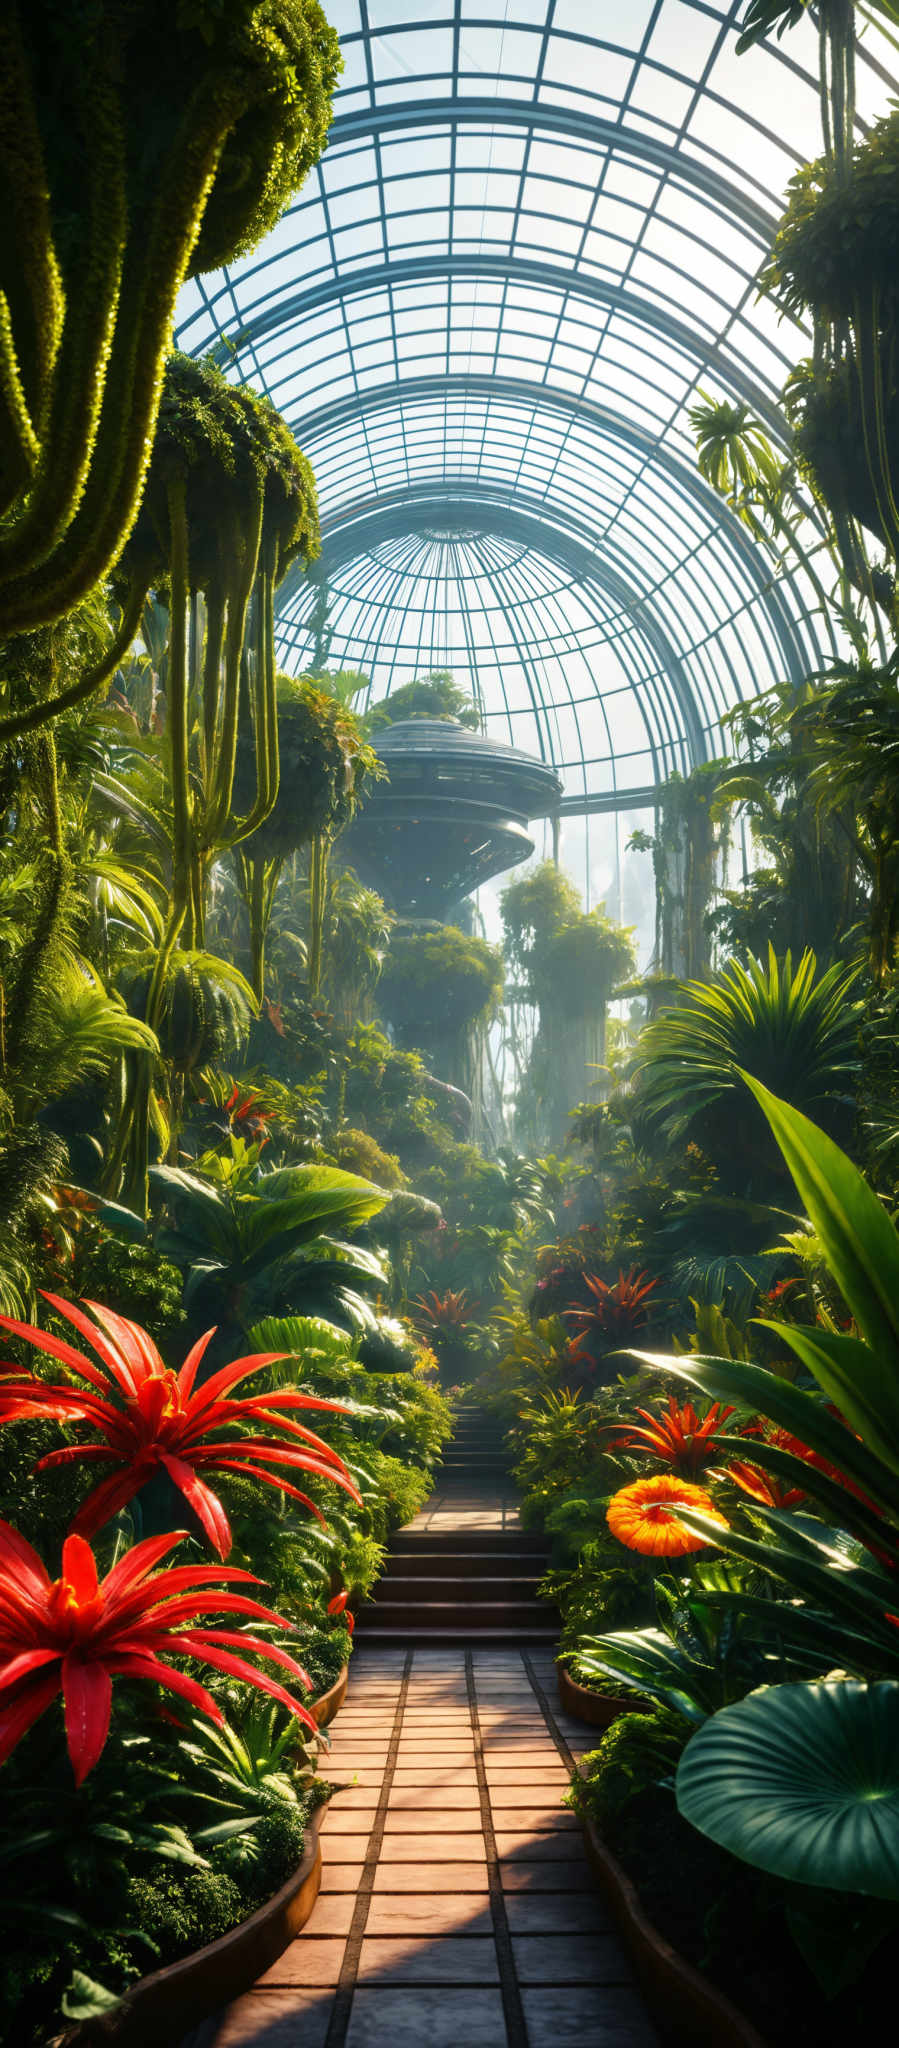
[61,1971,123,2019]
[676,1681,899,1898]
[150,1166,238,1261]
[761,1321,899,1480]
[676,1507,899,1666]
[711,1430,894,1552]
[741,1074,899,1377]
[632,1350,899,1520]
[576,1628,710,1724]
[248,1314,354,1362]
[65,1189,148,1243]
[234,1176,391,1264]
[696,1588,893,1678]
[256,1163,390,1222]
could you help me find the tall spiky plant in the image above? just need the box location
[630,946,861,1188]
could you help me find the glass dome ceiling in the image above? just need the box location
[174,0,899,814]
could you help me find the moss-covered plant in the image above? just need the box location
[378,924,504,1092]
[0,0,340,653]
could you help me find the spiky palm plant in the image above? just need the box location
[630,945,861,1191]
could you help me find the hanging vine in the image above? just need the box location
[0,0,340,645]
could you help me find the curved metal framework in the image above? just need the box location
[175,1,898,815]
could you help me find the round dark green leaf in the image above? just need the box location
[676,1681,899,1898]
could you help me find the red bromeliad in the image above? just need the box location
[0,1522,318,1784]
[0,1294,362,1558]
[410,1289,475,1333]
[728,1421,864,1513]
[566,1268,660,1346]
[608,1395,735,1478]
[727,1457,809,1510]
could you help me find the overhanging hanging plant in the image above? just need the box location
[107,355,319,1205]
[119,351,320,953]
[232,676,380,1000]
[0,0,340,655]
[763,107,899,571]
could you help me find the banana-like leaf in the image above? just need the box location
[62,1189,148,1243]
[249,1314,354,1361]
[61,1972,122,2020]
[741,1074,899,1377]
[697,1590,894,1677]
[676,1682,899,1898]
[575,1629,711,1724]
[711,1432,896,1551]
[757,1320,899,1480]
[676,1508,899,1664]
[631,1350,899,1520]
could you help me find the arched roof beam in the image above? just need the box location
[285,374,810,688]
[279,491,710,767]
[207,255,789,445]
[327,100,777,242]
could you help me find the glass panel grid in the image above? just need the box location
[174,2,899,813]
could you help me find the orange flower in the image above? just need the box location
[606,1474,728,1557]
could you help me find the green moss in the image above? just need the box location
[124,1864,245,1957]
[367,672,481,730]
[378,926,504,1048]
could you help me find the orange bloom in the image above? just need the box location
[606,1474,728,1557]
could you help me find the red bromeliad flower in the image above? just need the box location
[410,1289,476,1333]
[0,1294,362,1559]
[728,1458,808,1510]
[566,1268,660,1346]
[607,1396,735,1478]
[0,1522,318,1783]
[606,1474,728,1557]
[223,1084,276,1141]
[729,1421,878,1515]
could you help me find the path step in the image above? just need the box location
[372,1564,548,1581]
[373,1552,546,1578]
[353,1407,557,1649]
[369,1600,554,1630]
[356,1625,559,1647]
[389,1529,541,1554]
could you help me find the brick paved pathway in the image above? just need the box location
[194,1481,659,2046]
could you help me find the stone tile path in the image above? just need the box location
[197,1644,659,2048]
[190,1432,658,2048]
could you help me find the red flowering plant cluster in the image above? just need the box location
[606,1395,736,1479]
[0,1523,319,1785]
[0,1294,365,1788]
[564,1269,661,1360]
[603,1397,883,1557]
[0,1293,361,1558]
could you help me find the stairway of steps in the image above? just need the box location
[354,1405,558,1648]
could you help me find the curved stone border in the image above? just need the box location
[64,1667,350,2046]
[65,1807,325,2047]
[312,1662,349,1729]
[581,1815,769,2048]
[557,1661,634,1729]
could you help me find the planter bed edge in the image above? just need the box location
[581,1814,769,2048]
[312,1661,348,1728]
[63,1666,349,2046]
[557,1660,634,1728]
